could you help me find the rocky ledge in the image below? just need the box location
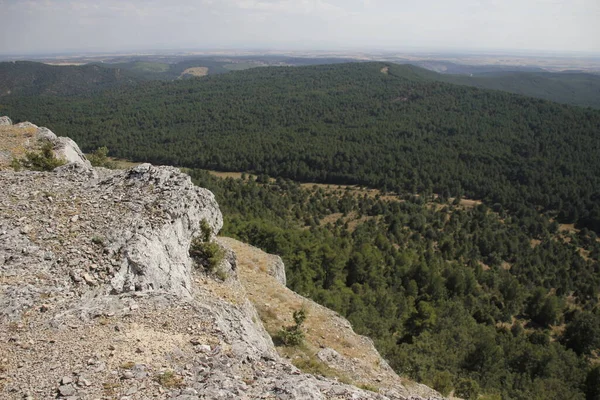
[0,117,443,400]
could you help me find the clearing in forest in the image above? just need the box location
[180,67,209,78]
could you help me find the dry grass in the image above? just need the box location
[180,67,209,78]
[104,157,141,169]
[558,224,577,233]
[155,370,184,388]
[120,361,136,369]
[0,125,39,169]
[206,170,255,180]
[220,236,417,393]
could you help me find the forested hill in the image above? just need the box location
[440,71,600,109]
[0,61,141,96]
[3,62,600,233]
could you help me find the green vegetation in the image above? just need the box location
[223,62,266,71]
[189,218,226,277]
[154,370,184,388]
[13,141,66,171]
[3,62,600,235]
[455,377,480,400]
[188,170,600,400]
[3,61,600,399]
[189,237,225,272]
[0,61,140,96]
[441,71,600,109]
[87,146,116,169]
[277,308,307,346]
[129,61,170,73]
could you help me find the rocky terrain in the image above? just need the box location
[0,117,444,400]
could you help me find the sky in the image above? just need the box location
[0,0,598,55]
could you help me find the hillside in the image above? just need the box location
[3,62,600,235]
[3,58,599,108]
[0,61,141,96]
[439,71,600,109]
[0,117,438,399]
[189,168,600,400]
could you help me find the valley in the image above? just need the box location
[1,59,599,400]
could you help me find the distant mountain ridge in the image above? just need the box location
[439,70,600,109]
[2,58,599,108]
[0,61,140,96]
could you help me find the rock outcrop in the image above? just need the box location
[0,118,443,400]
[0,117,91,170]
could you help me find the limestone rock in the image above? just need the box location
[107,164,223,296]
[53,136,91,168]
[268,255,286,286]
[0,117,91,170]
[15,121,37,129]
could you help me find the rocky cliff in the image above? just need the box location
[0,117,443,400]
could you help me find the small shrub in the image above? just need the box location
[430,370,453,396]
[102,381,120,395]
[278,308,307,346]
[91,236,105,246]
[17,141,66,171]
[359,383,378,392]
[189,237,224,272]
[155,370,184,388]
[214,266,229,281]
[199,219,212,242]
[9,158,21,171]
[455,377,480,400]
[87,146,116,169]
[120,361,135,369]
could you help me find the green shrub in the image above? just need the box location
[455,377,480,400]
[278,308,307,346]
[16,141,66,171]
[87,146,116,169]
[430,370,453,396]
[154,370,184,388]
[189,237,224,272]
[199,219,212,242]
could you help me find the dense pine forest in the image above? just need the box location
[189,170,600,400]
[2,61,600,399]
[0,61,141,96]
[3,62,600,234]
[440,71,600,109]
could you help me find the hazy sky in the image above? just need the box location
[0,0,598,55]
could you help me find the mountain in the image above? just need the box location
[0,117,440,399]
[0,61,141,96]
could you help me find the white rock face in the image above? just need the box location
[0,116,12,126]
[269,254,287,286]
[31,125,93,169]
[99,164,224,296]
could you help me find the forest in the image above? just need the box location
[440,71,600,109]
[3,62,600,235]
[188,170,600,400]
[3,61,600,399]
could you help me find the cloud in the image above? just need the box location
[0,0,598,54]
